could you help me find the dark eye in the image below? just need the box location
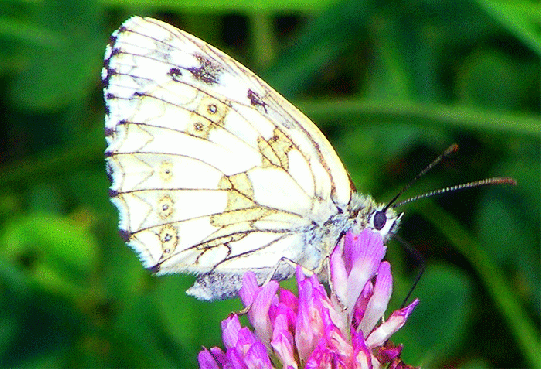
[373,210,387,230]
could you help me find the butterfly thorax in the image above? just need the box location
[301,192,401,275]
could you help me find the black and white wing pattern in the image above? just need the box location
[103,17,398,300]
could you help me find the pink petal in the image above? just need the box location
[221,315,242,349]
[210,347,228,367]
[198,348,220,369]
[359,261,393,336]
[244,341,273,369]
[271,314,298,368]
[248,280,279,344]
[330,238,348,305]
[366,299,419,348]
[225,348,247,369]
[296,274,326,362]
[346,230,386,312]
[239,272,260,308]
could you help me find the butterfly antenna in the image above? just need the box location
[393,177,517,208]
[383,144,459,211]
[393,234,426,308]
[383,145,516,308]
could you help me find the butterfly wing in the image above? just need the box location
[103,17,353,300]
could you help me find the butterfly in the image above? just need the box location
[102,16,401,301]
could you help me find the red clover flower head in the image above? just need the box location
[198,229,418,368]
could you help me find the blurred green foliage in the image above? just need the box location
[0,0,539,367]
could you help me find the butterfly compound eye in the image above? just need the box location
[373,210,387,231]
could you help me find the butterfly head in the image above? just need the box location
[368,206,402,241]
[347,194,402,241]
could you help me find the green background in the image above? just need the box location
[0,0,539,367]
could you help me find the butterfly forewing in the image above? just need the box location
[103,17,357,300]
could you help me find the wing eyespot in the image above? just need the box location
[159,161,174,182]
[158,224,179,255]
[157,195,174,219]
[207,104,218,114]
